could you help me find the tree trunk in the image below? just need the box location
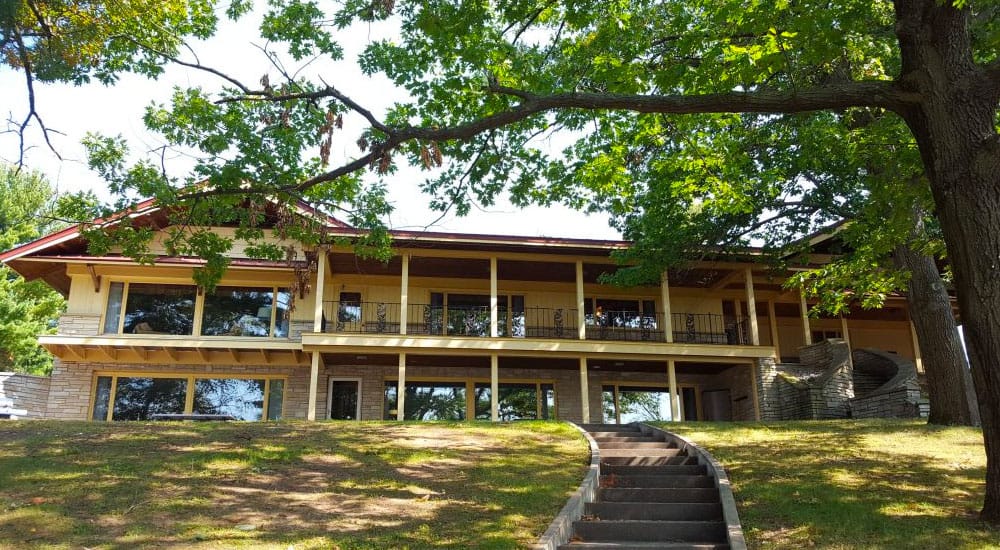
[893,243,979,426]
[892,0,1000,524]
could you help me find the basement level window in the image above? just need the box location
[90,374,285,421]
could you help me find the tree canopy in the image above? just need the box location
[0,165,64,375]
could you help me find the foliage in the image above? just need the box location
[0,165,64,375]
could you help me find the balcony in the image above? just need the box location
[321,301,750,345]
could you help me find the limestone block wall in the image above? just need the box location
[713,366,756,421]
[58,314,102,336]
[0,372,51,418]
[754,357,782,421]
[288,320,314,339]
[45,358,313,420]
[850,385,924,418]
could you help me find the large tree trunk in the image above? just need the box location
[894,243,979,426]
[893,0,1000,524]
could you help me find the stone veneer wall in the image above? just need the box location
[45,358,313,420]
[287,320,314,339]
[754,356,782,421]
[714,366,756,421]
[0,372,51,418]
[850,385,924,418]
[58,314,102,336]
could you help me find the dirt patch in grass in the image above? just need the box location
[0,420,588,549]
[660,419,998,550]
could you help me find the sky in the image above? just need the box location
[0,6,621,241]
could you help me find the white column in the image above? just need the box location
[745,267,760,345]
[579,357,590,422]
[490,354,499,422]
[841,314,854,368]
[660,271,673,343]
[668,359,680,421]
[768,300,782,359]
[307,352,321,421]
[313,249,328,332]
[399,254,409,335]
[396,353,407,421]
[800,291,813,345]
[909,319,924,373]
[576,261,586,340]
[490,257,498,337]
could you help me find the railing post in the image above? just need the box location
[661,271,673,343]
[399,254,409,335]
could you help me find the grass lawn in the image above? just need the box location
[662,419,998,550]
[0,420,588,549]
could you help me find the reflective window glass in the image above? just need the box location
[91,376,113,421]
[267,379,284,420]
[123,284,196,335]
[193,378,265,420]
[474,383,540,421]
[383,381,466,420]
[112,377,187,420]
[202,287,276,337]
[103,283,124,334]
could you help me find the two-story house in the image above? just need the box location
[0,200,923,423]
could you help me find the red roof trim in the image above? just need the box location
[21,255,305,269]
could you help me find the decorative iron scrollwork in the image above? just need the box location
[553,308,564,338]
[376,302,387,333]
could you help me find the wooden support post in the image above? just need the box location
[576,261,586,340]
[397,353,407,421]
[490,354,499,422]
[800,291,813,345]
[750,361,762,421]
[668,359,680,421]
[579,357,590,423]
[307,352,321,421]
[661,271,673,343]
[745,267,760,345]
[490,257,498,337]
[313,249,328,332]
[909,319,924,373]
[399,254,409,335]
[768,301,782,360]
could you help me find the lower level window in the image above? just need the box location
[474,383,556,420]
[383,381,467,421]
[602,385,673,424]
[91,374,284,421]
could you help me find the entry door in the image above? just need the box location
[329,379,361,420]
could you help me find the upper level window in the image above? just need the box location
[202,287,291,337]
[105,282,197,335]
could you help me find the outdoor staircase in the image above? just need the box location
[559,424,730,550]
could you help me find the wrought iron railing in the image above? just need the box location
[321,301,749,345]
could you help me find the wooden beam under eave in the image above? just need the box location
[710,270,744,290]
[63,345,86,361]
[99,346,117,360]
[260,349,270,363]
[86,264,101,292]
[229,349,240,362]
[163,347,178,361]
[131,346,148,360]
[293,349,303,364]
[196,348,210,362]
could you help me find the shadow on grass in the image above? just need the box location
[656,419,997,550]
[0,420,589,549]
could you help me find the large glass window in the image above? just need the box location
[103,283,124,333]
[474,383,556,420]
[383,381,467,420]
[201,287,290,337]
[112,377,188,420]
[121,283,197,335]
[90,374,285,421]
[193,379,266,421]
[603,384,673,424]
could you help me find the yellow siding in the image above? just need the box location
[114,226,307,261]
[66,274,107,315]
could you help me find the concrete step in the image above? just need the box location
[601,464,708,476]
[585,502,723,522]
[599,488,720,503]
[599,448,684,458]
[572,520,727,543]
[580,424,641,432]
[601,455,695,466]
[559,542,729,550]
[592,434,665,442]
[601,475,715,489]
[598,441,675,449]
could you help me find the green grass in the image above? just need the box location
[0,421,589,549]
[659,419,998,550]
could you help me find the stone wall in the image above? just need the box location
[754,356,782,421]
[0,372,51,418]
[288,320,314,340]
[57,314,101,335]
[769,340,855,420]
[46,359,313,420]
[850,386,924,418]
